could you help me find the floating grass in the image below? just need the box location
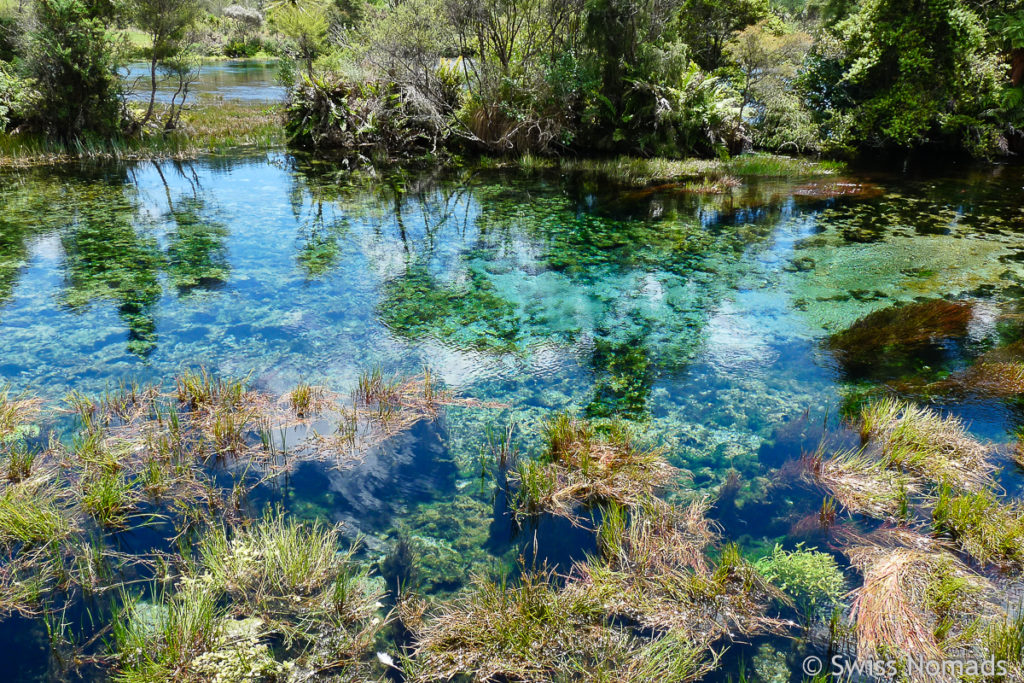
[406,567,715,683]
[0,384,40,442]
[0,476,73,548]
[803,445,915,520]
[0,101,285,168]
[860,398,994,492]
[842,529,996,668]
[510,413,679,520]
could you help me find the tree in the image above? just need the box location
[677,0,772,70]
[21,0,125,140]
[812,0,1003,155]
[271,0,329,76]
[130,0,201,128]
[725,20,815,151]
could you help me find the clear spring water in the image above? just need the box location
[3,152,1024,679]
[121,59,285,103]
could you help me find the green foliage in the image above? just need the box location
[271,0,329,75]
[725,21,817,152]
[809,0,1003,155]
[677,0,772,70]
[755,543,846,617]
[286,74,434,160]
[0,61,38,132]
[21,0,126,140]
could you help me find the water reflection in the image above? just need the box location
[1,154,1024,494]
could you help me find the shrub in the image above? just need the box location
[20,0,126,140]
[285,74,436,161]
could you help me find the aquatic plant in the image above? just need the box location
[80,470,138,529]
[3,440,36,482]
[827,300,974,379]
[405,567,715,683]
[843,528,996,665]
[859,398,993,492]
[932,487,1024,568]
[0,101,286,168]
[0,476,73,548]
[510,413,679,519]
[803,445,914,520]
[112,583,226,682]
[985,610,1024,679]
[191,511,389,669]
[754,543,846,620]
[557,154,842,188]
[0,384,39,442]
[288,381,325,417]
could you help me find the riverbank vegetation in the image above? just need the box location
[4,0,1024,163]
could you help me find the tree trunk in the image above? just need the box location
[143,54,159,127]
[1012,49,1024,87]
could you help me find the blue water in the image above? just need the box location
[122,59,285,103]
[3,152,1024,680]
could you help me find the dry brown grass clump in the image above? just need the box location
[405,499,778,683]
[803,445,914,520]
[511,413,680,520]
[842,528,998,679]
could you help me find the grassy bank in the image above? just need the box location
[556,153,846,184]
[0,100,285,167]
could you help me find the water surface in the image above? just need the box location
[2,153,1024,679]
[122,59,284,103]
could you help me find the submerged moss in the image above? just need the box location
[827,300,974,380]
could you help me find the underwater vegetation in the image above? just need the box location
[826,299,974,380]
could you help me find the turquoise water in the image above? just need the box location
[3,153,1024,679]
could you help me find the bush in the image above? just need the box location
[0,61,38,132]
[223,37,260,57]
[285,74,437,162]
[21,0,126,140]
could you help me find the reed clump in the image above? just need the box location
[859,398,993,491]
[932,487,1024,568]
[0,475,74,548]
[288,381,326,418]
[803,445,914,521]
[189,512,389,672]
[510,413,679,519]
[842,529,997,672]
[112,582,227,683]
[408,498,783,682]
[0,384,40,441]
[807,399,994,521]
[406,567,715,683]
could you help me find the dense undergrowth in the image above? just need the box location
[4,0,1024,165]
